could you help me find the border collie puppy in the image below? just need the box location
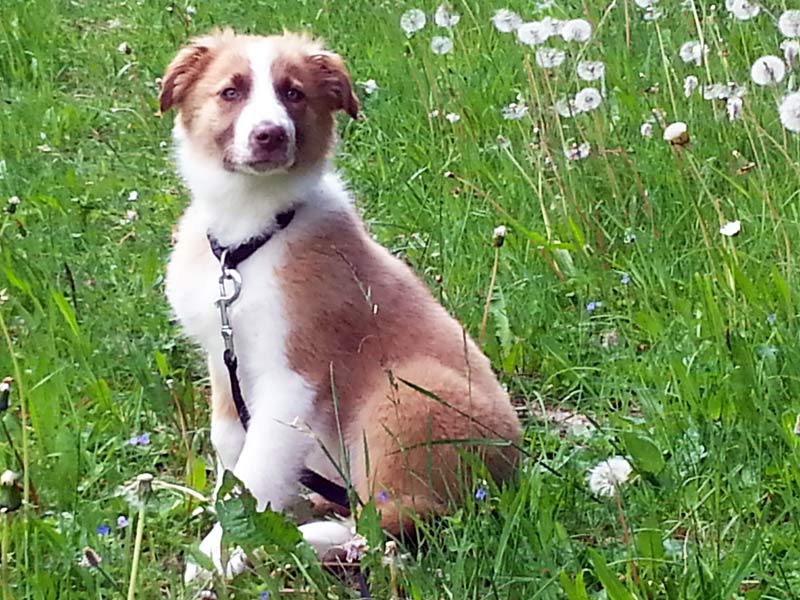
[160,29,521,581]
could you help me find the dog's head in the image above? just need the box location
[160,30,359,176]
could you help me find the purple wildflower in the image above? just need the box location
[116,515,129,528]
[586,301,598,313]
[766,313,776,325]
[475,486,487,501]
[128,432,150,446]
[260,592,270,600]
[377,491,389,503]
[621,273,630,285]
[96,524,111,535]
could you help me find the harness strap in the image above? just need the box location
[209,208,351,510]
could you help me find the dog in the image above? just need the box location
[160,29,521,581]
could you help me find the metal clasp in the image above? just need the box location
[215,251,242,354]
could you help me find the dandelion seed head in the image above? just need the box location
[726,96,743,121]
[663,121,689,145]
[516,21,551,46]
[635,0,658,7]
[574,87,602,112]
[445,112,460,123]
[643,7,663,21]
[542,16,565,36]
[434,4,460,28]
[535,47,566,68]
[0,470,17,486]
[726,0,759,20]
[679,41,708,65]
[8,196,20,205]
[640,122,653,137]
[565,142,591,160]
[400,9,426,35]
[501,101,528,120]
[587,456,633,497]
[778,10,800,38]
[127,190,138,202]
[577,60,605,81]
[781,40,800,66]
[684,75,699,98]
[492,9,522,33]
[431,36,453,55]
[719,220,741,236]
[117,41,131,54]
[360,79,378,95]
[561,19,592,43]
[750,55,786,86]
[779,91,800,132]
[554,97,580,118]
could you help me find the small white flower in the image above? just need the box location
[122,210,138,224]
[577,60,605,81]
[535,47,566,68]
[725,0,759,20]
[501,101,528,120]
[778,10,800,38]
[185,5,196,15]
[8,196,20,205]
[434,4,460,28]
[0,470,17,486]
[431,36,453,55]
[663,121,689,144]
[445,112,461,123]
[779,91,800,132]
[564,141,591,160]
[429,109,440,118]
[679,41,708,65]
[781,40,800,66]
[554,97,579,117]
[517,21,551,45]
[751,55,786,86]
[400,9,426,35]
[561,19,592,43]
[494,135,511,150]
[341,534,368,562]
[492,9,522,33]
[726,96,743,121]
[117,41,131,54]
[635,0,658,7]
[719,220,741,236]
[127,190,138,202]
[587,456,633,498]
[574,87,602,112]
[360,79,379,95]
[684,75,699,97]
[640,122,653,137]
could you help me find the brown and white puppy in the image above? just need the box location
[160,29,521,581]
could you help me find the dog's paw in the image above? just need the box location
[184,523,249,583]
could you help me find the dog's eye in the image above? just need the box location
[220,87,240,101]
[284,88,305,103]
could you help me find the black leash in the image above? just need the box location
[208,208,350,508]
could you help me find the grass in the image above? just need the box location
[1,0,800,597]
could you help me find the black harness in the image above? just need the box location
[208,208,350,510]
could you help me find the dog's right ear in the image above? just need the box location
[159,37,216,113]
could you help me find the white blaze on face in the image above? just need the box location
[231,41,296,169]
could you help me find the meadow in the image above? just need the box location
[1,0,800,597]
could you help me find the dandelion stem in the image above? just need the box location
[0,312,29,507]
[615,493,640,587]
[479,247,500,347]
[1,514,9,600]
[126,477,151,600]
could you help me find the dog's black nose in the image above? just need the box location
[250,123,288,153]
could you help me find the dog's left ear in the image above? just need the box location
[307,52,360,119]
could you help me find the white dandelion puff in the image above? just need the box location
[501,101,528,120]
[778,91,800,132]
[492,9,522,33]
[541,16,564,36]
[679,41,708,65]
[561,19,592,43]
[726,96,743,121]
[635,0,658,7]
[431,36,454,55]
[640,122,653,137]
[360,79,379,95]
[684,75,699,97]
[574,87,603,112]
[535,47,566,68]
[780,40,800,66]
[587,456,633,498]
[434,4,460,28]
[577,60,605,81]
[663,121,689,145]
[564,141,591,160]
[750,55,786,86]
[643,7,663,21]
[400,9,426,35]
[445,112,461,123]
[554,97,580,117]
[127,190,138,202]
[726,0,760,20]
[117,41,131,54]
[720,220,741,236]
[778,10,800,38]
[517,21,551,45]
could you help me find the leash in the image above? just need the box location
[208,208,350,509]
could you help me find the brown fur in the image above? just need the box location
[279,209,521,534]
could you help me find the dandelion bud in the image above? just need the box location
[79,547,102,568]
[0,377,11,411]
